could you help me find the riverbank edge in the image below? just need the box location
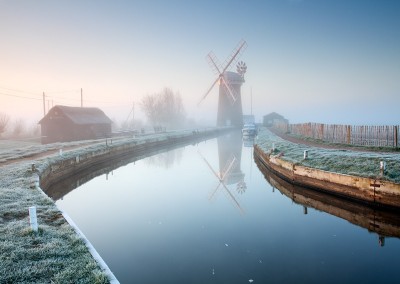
[254,157,400,239]
[254,139,400,210]
[39,128,229,190]
[3,127,231,283]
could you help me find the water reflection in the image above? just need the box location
[200,131,246,214]
[53,132,400,283]
[144,148,184,168]
[256,157,400,246]
[46,142,188,200]
[242,135,256,148]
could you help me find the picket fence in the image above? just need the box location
[273,122,399,148]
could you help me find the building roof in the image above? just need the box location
[39,105,112,125]
[263,112,285,120]
[223,71,244,84]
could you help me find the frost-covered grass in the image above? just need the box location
[0,165,109,283]
[0,128,225,283]
[0,140,40,150]
[0,130,216,163]
[0,136,150,283]
[256,128,400,183]
[287,133,400,153]
[0,139,108,163]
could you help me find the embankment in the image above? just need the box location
[256,159,400,238]
[254,145,400,209]
[39,128,227,191]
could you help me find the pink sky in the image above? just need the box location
[1,0,399,127]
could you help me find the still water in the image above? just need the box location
[54,131,400,284]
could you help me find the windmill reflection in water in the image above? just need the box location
[199,132,246,214]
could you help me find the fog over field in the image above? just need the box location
[1,0,399,128]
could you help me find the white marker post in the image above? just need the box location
[29,206,38,233]
[380,161,386,175]
[304,150,308,160]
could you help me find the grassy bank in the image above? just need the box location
[0,128,227,283]
[256,128,400,183]
[0,163,109,283]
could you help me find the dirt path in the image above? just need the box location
[0,141,101,167]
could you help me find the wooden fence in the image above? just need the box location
[273,122,399,148]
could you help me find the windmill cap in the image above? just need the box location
[223,71,245,84]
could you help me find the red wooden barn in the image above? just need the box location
[39,105,112,144]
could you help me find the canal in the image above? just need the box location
[52,131,400,283]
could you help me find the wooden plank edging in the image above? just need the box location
[254,145,400,209]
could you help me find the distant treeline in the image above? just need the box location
[273,122,399,148]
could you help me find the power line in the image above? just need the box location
[44,94,115,104]
[0,85,80,97]
[45,89,81,95]
[0,92,42,101]
[45,95,80,102]
[0,86,41,96]
[0,85,134,105]
[0,89,114,104]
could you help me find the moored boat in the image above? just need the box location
[242,123,258,136]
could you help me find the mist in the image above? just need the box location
[1,0,399,130]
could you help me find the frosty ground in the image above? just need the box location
[257,128,400,183]
[0,136,132,283]
[1,127,399,283]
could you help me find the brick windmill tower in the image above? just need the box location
[199,40,247,128]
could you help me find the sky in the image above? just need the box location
[1,0,399,127]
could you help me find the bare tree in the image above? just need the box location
[159,88,185,127]
[141,94,159,126]
[140,88,186,130]
[12,119,25,138]
[0,112,10,137]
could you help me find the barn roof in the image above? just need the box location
[39,105,112,125]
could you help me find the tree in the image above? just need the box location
[0,112,10,137]
[141,94,159,126]
[140,88,186,129]
[12,118,25,138]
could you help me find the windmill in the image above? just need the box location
[199,40,248,127]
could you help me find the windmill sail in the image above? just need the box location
[219,75,236,104]
[221,39,247,74]
[206,52,222,75]
[199,39,247,105]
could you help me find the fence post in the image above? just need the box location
[395,125,398,148]
[347,125,351,144]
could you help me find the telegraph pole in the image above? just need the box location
[42,92,46,116]
[132,102,135,121]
